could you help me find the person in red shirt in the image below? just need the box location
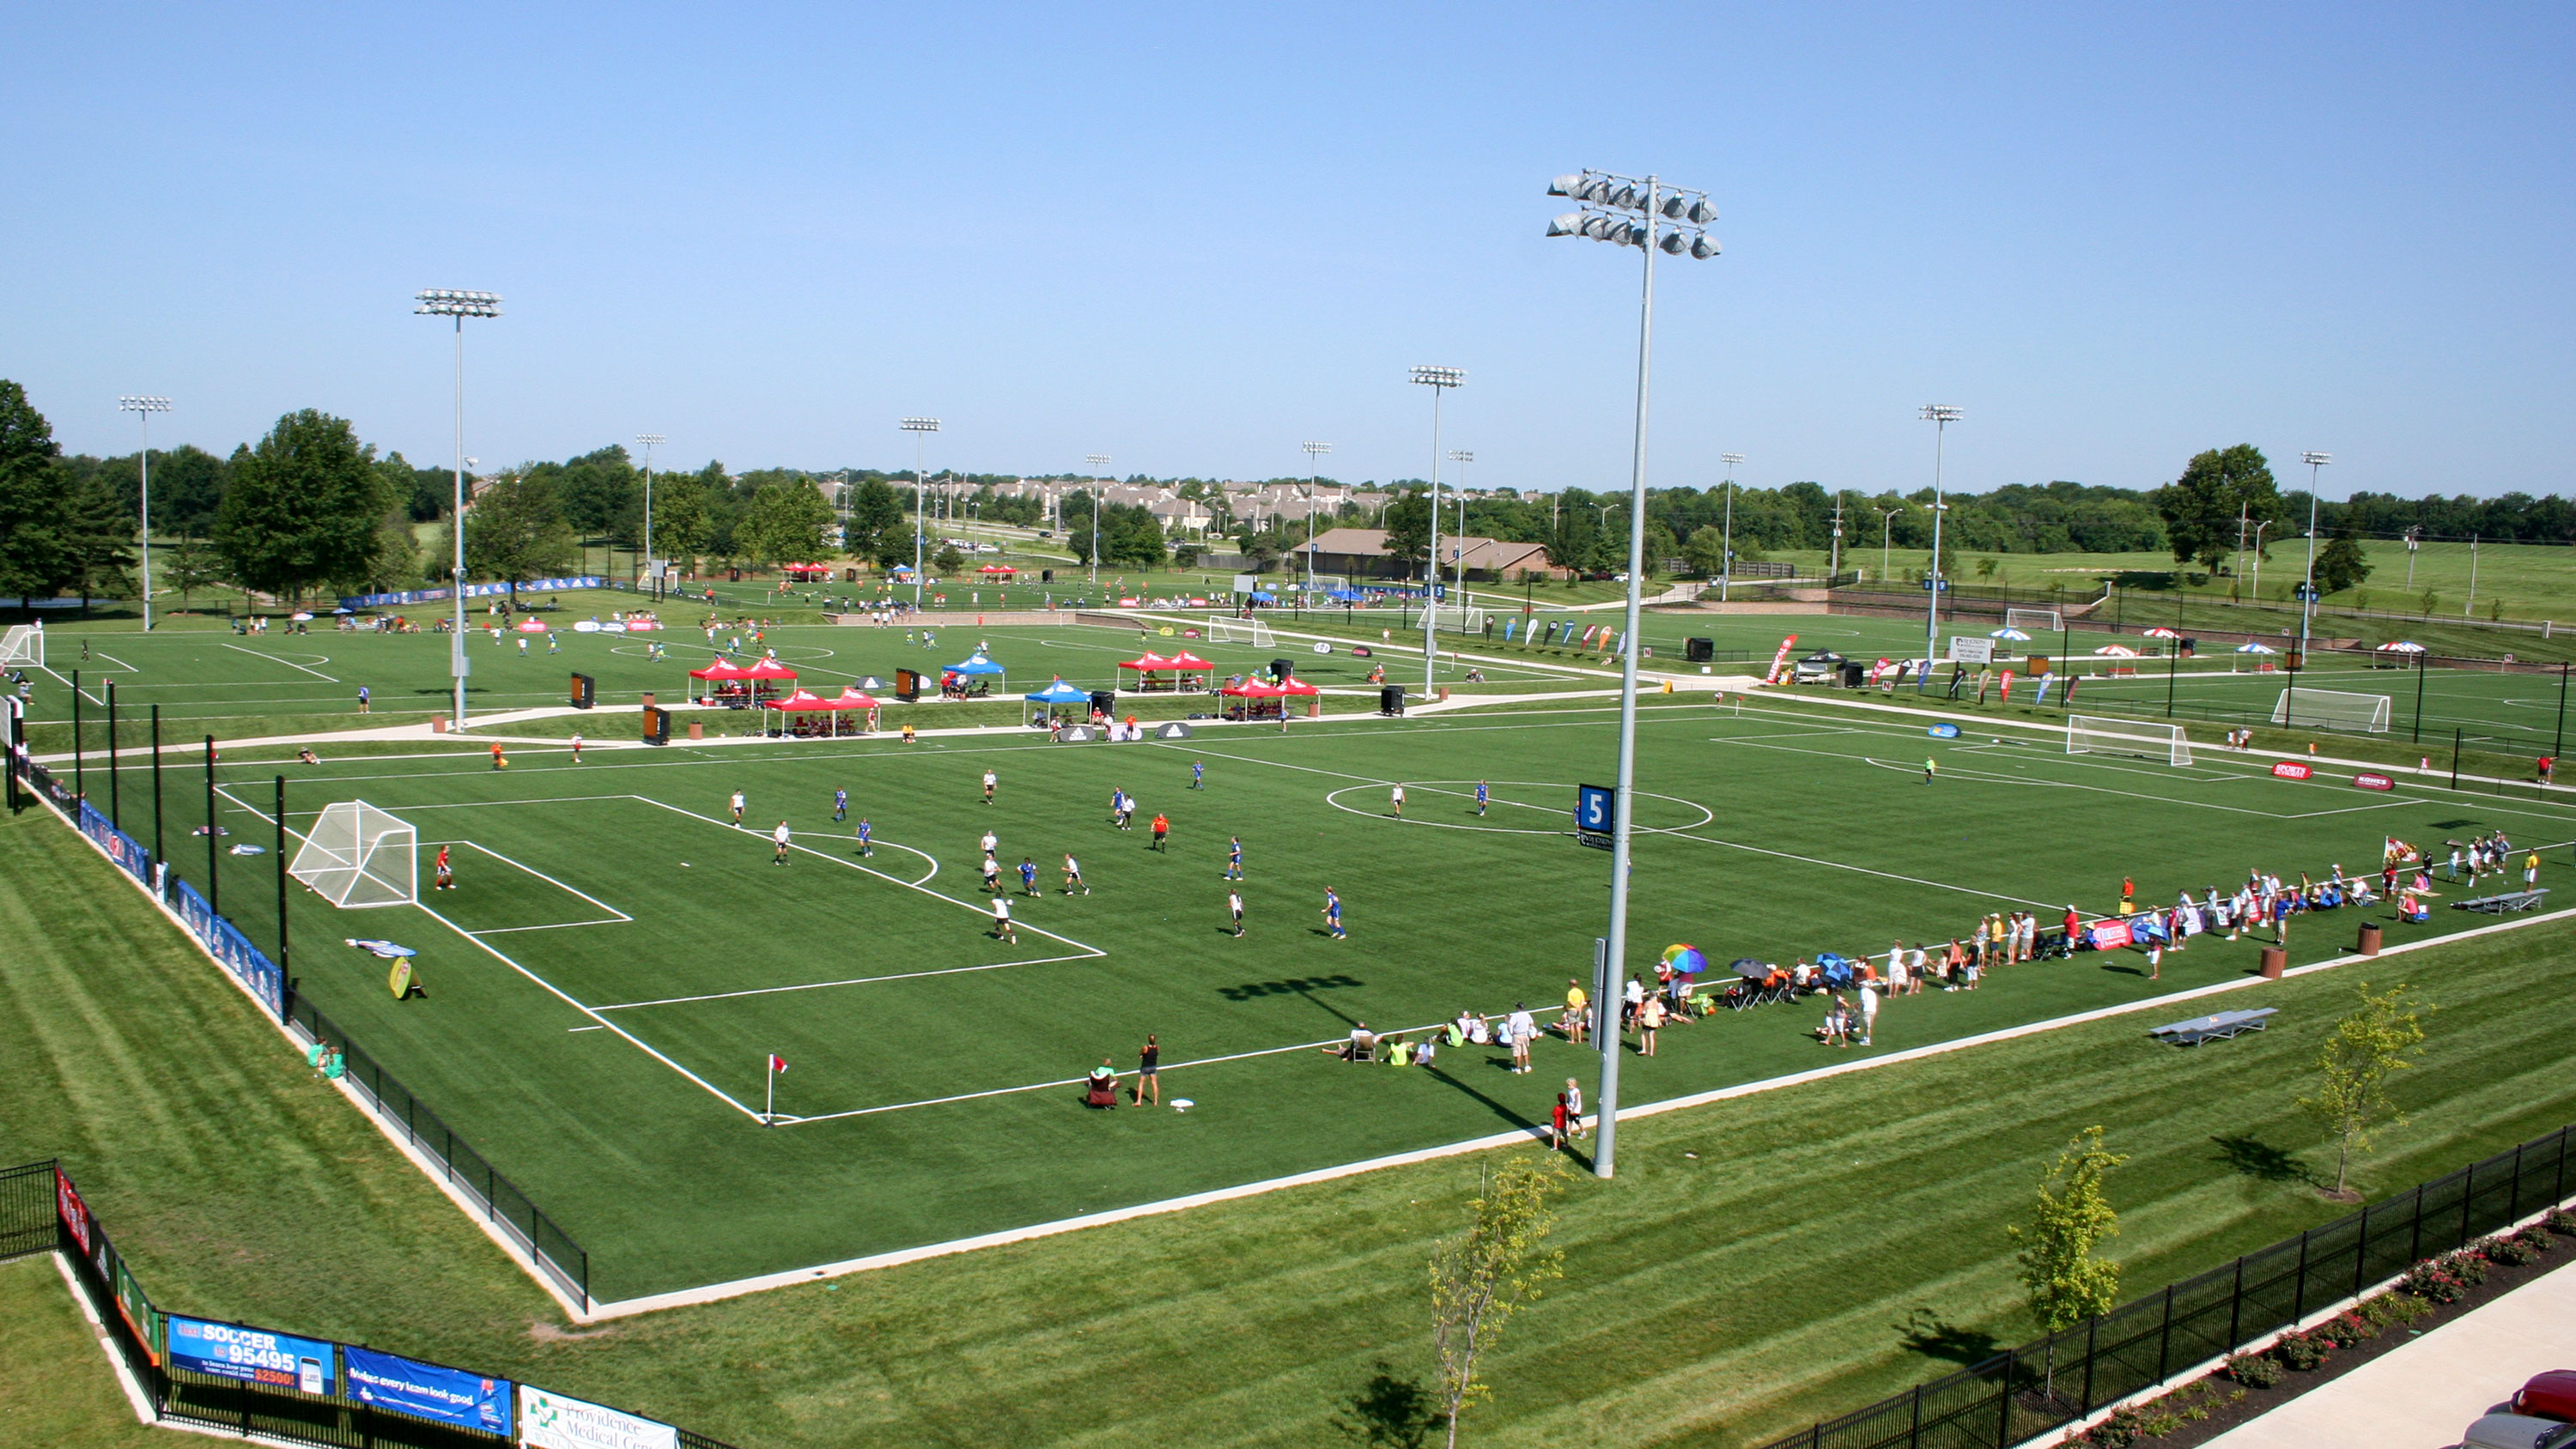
[2063,905,2081,945]
[1150,813,1170,852]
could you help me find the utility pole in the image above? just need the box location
[1085,454,1109,586]
[1717,452,1743,602]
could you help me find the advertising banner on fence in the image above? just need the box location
[55,1167,94,1254]
[2270,761,2312,780]
[337,576,604,611]
[2085,919,2133,951]
[344,1345,511,1436]
[517,1384,678,1449]
[167,1315,335,1396]
[111,1252,159,1362]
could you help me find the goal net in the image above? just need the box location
[2270,688,2391,733]
[289,801,417,908]
[2068,715,2192,767]
[1207,616,1275,649]
[1424,606,1489,636]
[0,624,40,669]
[2004,607,2063,634]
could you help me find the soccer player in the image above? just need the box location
[517,634,529,657]
[854,817,872,857]
[569,733,583,762]
[1150,813,1170,852]
[1389,784,1405,818]
[433,845,454,891]
[980,828,999,858]
[1229,888,1245,937]
[730,790,746,824]
[547,633,561,654]
[1062,852,1090,895]
[1019,857,1039,895]
[356,685,370,714]
[1475,780,1489,816]
[1191,760,1205,791]
[982,769,997,805]
[1224,836,1242,881]
[1923,756,1935,785]
[772,820,792,864]
[991,894,1016,943]
[1321,887,1344,938]
[1117,793,1136,831]
[834,788,848,822]
[1108,786,1123,824]
[981,853,1002,894]
[489,741,507,771]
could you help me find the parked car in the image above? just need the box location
[1790,651,1849,683]
[2516,1373,2576,1422]
[2463,1415,2576,1449]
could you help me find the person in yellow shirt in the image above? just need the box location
[1562,978,1589,1044]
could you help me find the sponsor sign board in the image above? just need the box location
[2270,761,2312,780]
[166,1316,335,1397]
[2353,773,2396,791]
[1946,635,1995,664]
[344,1345,511,1436]
[2086,919,2133,951]
[517,1384,679,1449]
[1576,784,1616,851]
[55,1168,93,1255]
[1928,723,1961,739]
[1232,574,1257,594]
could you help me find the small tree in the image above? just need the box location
[1429,1156,1567,1448]
[2008,1125,2124,1397]
[2298,981,2428,1197]
[933,543,965,574]
[164,536,226,609]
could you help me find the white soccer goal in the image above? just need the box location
[2067,715,2193,767]
[1425,606,1489,636]
[0,623,41,670]
[2269,688,2391,733]
[1207,616,1276,649]
[2004,607,2063,634]
[289,801,417,908]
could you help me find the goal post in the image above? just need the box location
[2004,607,2063,634]
[1207,616,1275,649]
[2270,688,2391,733]
[2067,715,2193,767]
[289,801,417,908]
[0,623,40,669]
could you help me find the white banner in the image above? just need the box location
[1946,635,1995,664]
[517,1384,677,1449]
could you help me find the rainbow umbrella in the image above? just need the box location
[1662,943,1709,975]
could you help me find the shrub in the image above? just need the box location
[2400,1248,2488,1303]
[2226,1352,2285,1389]
[2360,1291,2430,1330]
[2513,1224,2554,1253]
[2271,1330,2332,1371]
[2315,1308,2376,1346]
[2546,1208,2576,1236]
[2486,1234,2540,1267]
[2086,1404,2151,1449]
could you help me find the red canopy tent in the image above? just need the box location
[1273,675,1321,696]
[690,657,755,705]
[1220,676,1291,718]
[762,687,876,738]
[1165,650,1213,671]
[743,657,799,681]
[976,564,1018,575]
[1118,652,1178,691]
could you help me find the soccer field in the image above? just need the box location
[144,687,2576,1309]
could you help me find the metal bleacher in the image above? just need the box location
[2148,1007,2277,1047]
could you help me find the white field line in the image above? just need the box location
[447,840,634,929]
[219,641,338,681]
[593,949,1103,1010]
[92,651,137,673]
[582,900,2576,1320]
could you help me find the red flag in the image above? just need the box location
[768,1054,789,1073]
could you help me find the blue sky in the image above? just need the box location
[8,3,2570,500]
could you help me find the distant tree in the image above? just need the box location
[216,410,393,602]
[458,471,579,603]
[155,445,230,538]
[2300,982,2428,1198]
[734,479,834,567]
[2152,446,2284,573]
[554,446,641,539]
[649,464,720,571]
[844,477,908,567]
[1382,491,1432,579]
[1429,1156,1566,1449]
[1239,531,1279,572]
[1171,539,1200,568]
[62,470,137,607]
[0,380,72,604]
[164,536,226,609]
[1682,525,1728,579]
[1111,508,1169,569]
[2313,528,2372,597]
[933,543,965,574]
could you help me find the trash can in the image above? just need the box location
[2356,922,2382,956]
[687,720,705,742]
[2259,946,2287,979]
[1839,663,1866,688]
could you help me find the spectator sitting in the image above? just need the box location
[1412,1037,1437,1067]
[1321,1024,1376,1062]
[1084,1060,1119,1108]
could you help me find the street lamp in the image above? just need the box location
[1448,449,1473,606]
[1874,506,1902,585]
[1543,167,1719,1179]
[1717,452,1744,602]
[1410,366,1465,696]
[2285,451,2330,727]
[1302,441,1331,595]
[1085,454,1110,586]
[118,396,171,630]
[415,288,501,730]
[635,433,665,597]
[901,419,939,606]
[1918,406,1963,681]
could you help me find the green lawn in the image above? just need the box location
[0,1258,159,1449]
[5,797,2573,1447]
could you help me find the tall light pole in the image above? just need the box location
[118,396,171,630]
[901,419,939,606]
[1875,506,1901,584]
[1717,452,1744,602]
[2251,519,2272,602]
[1544,167,1719,1179]
[1447,449,1473,603]
[1919,406,1963,674]
[1302,441,1331,595]
[2287,451,2330,726]
[415,289,501,730]
[1830,489,1845,579]
[1085,454,1110,586]
[1410,366,1464,694]
[635,433,664,597]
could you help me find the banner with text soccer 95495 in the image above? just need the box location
[517,1384,678,1449]
[166,1315,335,1397]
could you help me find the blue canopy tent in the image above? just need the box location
[1247,591,1277,604]
[948,653,1005,676]
[1024,677,1089,704]
[942,652,1005,698]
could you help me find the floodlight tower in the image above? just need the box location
[635,433,665,597]
[415,289,501,730]
[1717,452,1744,602]
[1920,405,1963,671]
[2289,451,2330,724]
[1447,449,1474,603]
[1302,441,1332,594]
[901,419,939,605]
[1408,366,1464,694]
[118,396,171,630]
[1542,167,1720,1179]
[1085,454,1111,586]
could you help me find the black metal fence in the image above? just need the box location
[1759,1124,2576,1449]
[3,1159,741,1449]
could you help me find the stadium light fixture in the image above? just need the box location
[1918,406,1963,678]
[1409,367,1465,696]
[1301,441,1332,594]
[1541,168,1719,1180]
[901,419,939,604]
[118,396,171,631]
[416,289,501,730]
[635,434,665,597]
[1717,452,1744,603]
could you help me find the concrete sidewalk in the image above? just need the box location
[2198,1258,2576,1449]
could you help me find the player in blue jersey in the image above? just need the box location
[833,787,848,822]
[853,817,872,857]
[1018,857,1038,895]
[1224,836,1243,881]
[1475,780,1489,817]
[1191,760,1205,791]
[1321,887,1344,938]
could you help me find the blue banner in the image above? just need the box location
[1928,723,1961,738]
[337,576,605,610]
[166,1315,335,1396]
[168,878,284,1017]
[77,802,153,886]
[344,1345,511,1435]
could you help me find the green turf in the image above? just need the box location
[5,801,2573,1448]
[0,1258,159,1449]
[91,676,2575,1305]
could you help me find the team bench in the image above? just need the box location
[2148,1008,2277,1047]
[2453,888,2549,914]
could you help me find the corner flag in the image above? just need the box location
[763,1054,788,1125]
